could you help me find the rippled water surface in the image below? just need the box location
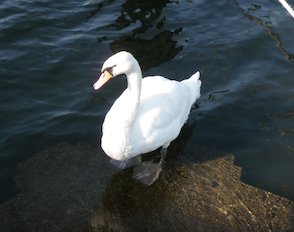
[0,0,293,203]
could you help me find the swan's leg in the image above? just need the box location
[110,155,142,169]
[159,147,167,165]
[133,146,168,186]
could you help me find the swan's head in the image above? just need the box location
[93,51,139,90]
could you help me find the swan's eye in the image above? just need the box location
[102,65,116,76]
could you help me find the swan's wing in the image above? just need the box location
[134,76,191,147]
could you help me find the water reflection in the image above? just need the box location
[97,0,182,70]
[114,0,171,33]
[111,29,182,70]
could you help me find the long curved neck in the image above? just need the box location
[124,65,142,127]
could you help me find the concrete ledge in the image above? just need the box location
[0,143,293,231]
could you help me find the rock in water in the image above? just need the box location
[0,143,116,232]
[0,143,293,232]
[91,154,294,232]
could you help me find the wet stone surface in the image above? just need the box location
[0,143,293,232]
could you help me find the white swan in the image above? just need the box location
[93,51,201,185]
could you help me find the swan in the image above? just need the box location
[93,51,201,185]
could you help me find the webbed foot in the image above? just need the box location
[132,146,168,186]
[132,161,162,186]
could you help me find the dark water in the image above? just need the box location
[0,0,293,203]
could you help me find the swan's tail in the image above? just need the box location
[181,71,201,106]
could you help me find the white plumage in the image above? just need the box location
[93,51,201,185]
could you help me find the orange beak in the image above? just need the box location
[93,70,113,90]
